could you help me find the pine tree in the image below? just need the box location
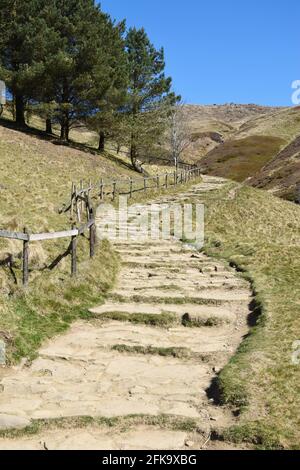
[86,87,127,152]
[0,0,59,126]
[124,28,178,171]
[40,0,127,141]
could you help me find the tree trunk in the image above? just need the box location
[98,131,105,152]
[46,118,52,134]
[15,94,26,127]
[60,118,69,141]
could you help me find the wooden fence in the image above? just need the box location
[0,212,96,286]
[64,167,202,215]
[0,166,202,286]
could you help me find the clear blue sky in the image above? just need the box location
[100,0,300,106]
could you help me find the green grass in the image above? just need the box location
[0,414,199,440]
[124,175,300,449]
[0,239,119,364]
[220,422,285,450]
[0,118,131,363]
[191,181,300,449]
[109,293,223,306]
[90,311,178,328]
[112,344,192,358]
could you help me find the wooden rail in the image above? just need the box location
[0,216,96,286]
[0,166,202,286]
[63,167,202,213]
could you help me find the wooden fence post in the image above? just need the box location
[100,179,104,201]
[144,177,147,192]
[174,171,177,186]
[129,178,133,198]
[112,181,117,201]
[157,175,160,189]
[70,182,75,220]
[165,173,168,189]
[89,209,96,258]
[71,224,77,277]
[22,227,29,286]
[80,180,84,216]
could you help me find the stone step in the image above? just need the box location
[110,288,251,303]
[0,426,193,451]
[115,278,246,292]
[89,302,236,324]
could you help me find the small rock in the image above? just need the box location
[185,440,194,448]
[0,414,31,431]
[36,369,53,377]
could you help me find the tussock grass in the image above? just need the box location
[0,240,119,363]
[112,344,192,359]
[90,311,178,328]
[125,176,300,449]
[0,414,199,439]
[0,120,132,363]
[109,293,223,306]
[201,135,285,182]
[195,181,300,449]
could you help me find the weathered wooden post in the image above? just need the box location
[112,181,117,201]
[157,175,160,189]
[22,227,29,286]
[71,224,77,277]
[80,180,84,217]
[70,182,75,220]
[89,209,96,258]
[129,178,133,198]
[144,177,147,192]
[74,185,81,224]
[165,173,168,189]
[100,179,104,201]
[174,171,177,186]
[181,171,183,184]
[88,179,92,209]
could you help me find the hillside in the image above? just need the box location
[195,106,300,195]
[0,122,135,233]
[181,104,282,161]
[248,135,300,202]
[0,119,137,362]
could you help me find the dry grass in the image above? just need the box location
[127,177,300,449]
[200,136,286,182]
[0,118,138,362]
[194,182,300,449]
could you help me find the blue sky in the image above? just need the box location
[100,0,300,106]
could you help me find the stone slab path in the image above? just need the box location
[0,176,252,450]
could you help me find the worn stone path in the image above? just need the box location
[0,176,252,450]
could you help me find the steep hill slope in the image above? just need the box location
[0,120,137,362]
[181,104,282,162]
[197,106,300,187]
[248,135,300,202]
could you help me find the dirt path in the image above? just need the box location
[0,177,252,450]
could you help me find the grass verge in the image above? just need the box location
[0,414,199,440]
[122,175,300,449]
[0,239,119,364]
[194,181,300,449]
